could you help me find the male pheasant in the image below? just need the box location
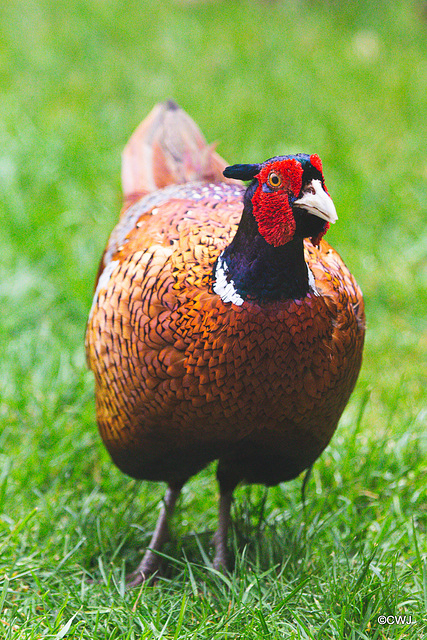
[86,100,365,587]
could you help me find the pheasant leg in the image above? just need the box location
[212,490,233,571]
[126,486,180,588]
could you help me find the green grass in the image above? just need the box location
[1,0,426,637]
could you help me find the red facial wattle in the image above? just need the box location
[309,154,330,196]
[309,154,330,244]
[309,153,323,174]
[251,159,303,247]
[311,222,330,247]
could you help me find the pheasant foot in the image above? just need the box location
[212,490,233,572]
[126,486,180,589]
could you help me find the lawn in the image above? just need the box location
[0,0,426,637]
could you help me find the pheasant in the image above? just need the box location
[86,100,365,587]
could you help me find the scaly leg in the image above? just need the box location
[212,490,233,571]
[126,485,180,588]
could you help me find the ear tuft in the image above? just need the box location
[223,163,261,181]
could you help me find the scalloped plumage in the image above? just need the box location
[85,101,365,587]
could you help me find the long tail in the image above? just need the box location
[121,100,231,209]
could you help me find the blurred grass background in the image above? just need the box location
[0,0,426,637]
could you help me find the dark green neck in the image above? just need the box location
[214,198,310,302]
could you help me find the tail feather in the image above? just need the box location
[121,100,231,207]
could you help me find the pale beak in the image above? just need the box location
[293,179,338,224]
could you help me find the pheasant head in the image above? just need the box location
[224,154,337,247]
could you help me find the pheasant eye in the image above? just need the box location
[267,171,282,189]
